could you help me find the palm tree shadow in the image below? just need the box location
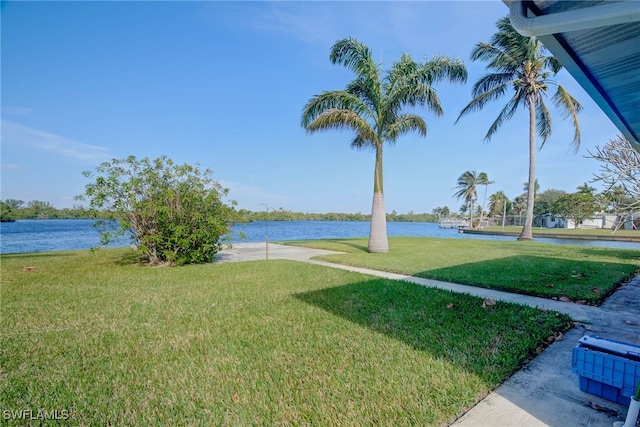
[324,239,368,252]
[293,277,571,385]
[574,246,640,261]
[413,255,636,305]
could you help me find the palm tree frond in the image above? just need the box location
[457,82,515,126]
[535,98,552,147]
[553,85,583,152]
[301,91,372,128]
[470,42,521,72]
[453,170,479,201]
[350,133,376,151]
[345,77,380,114]
[329,38,376,76]
[385,56,465,119]
[485,95,521,141]
[471,73,515,98]
[385,114,427,143]
[392,82,444,116]
[306,109,375,139]
[422,56,468,85]
[544,56,563,74]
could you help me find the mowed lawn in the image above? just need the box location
[284,237,640,305]
[2,248,572,426]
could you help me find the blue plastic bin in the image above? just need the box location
[572,335,640,405]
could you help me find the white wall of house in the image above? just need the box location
[536,213,568,228]
[578,217,602,229]
[625,212,640,230]
[535,213,624,229]
[602,214,619,229]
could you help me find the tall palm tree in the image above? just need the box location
[456,17,582,240]
[302,38,467,253]
[477,172,494,228]
[454,170,480,227]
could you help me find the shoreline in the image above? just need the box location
[460,228,640,243]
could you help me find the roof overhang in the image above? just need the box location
[503,0,640,152]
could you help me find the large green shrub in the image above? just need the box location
[552,192,604,229]
[78,155,235,265]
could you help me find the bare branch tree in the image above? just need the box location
[586,135,640,230]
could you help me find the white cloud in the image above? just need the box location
[218,179,295,210]
[1,120,110,164]
[1,164,20,170]
[238,3,337,46]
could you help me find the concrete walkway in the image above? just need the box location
[216,242,640,426]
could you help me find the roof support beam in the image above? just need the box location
[506,0,640,37]
[503,0,640,150]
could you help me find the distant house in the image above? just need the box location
[535,213,567,228]
[625,213,640,230]
[439,217,470,229]
[534,213,623,229]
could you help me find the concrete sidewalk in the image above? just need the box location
[216,242,640,426]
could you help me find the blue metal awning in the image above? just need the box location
[504,0,640,152]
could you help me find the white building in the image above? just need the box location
[535,213,625,230]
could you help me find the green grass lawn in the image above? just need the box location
[1,248,572,426]
[481,226,640,239]
[282,237,640,304]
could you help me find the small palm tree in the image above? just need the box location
[523,179,540,197]
[456,17,582,240]
[488,190,508,216]
[477,172,494,228]
[577,182,596,195]
[454,170,480,227]
[302,38,467,253]
[604,184,626,214]
[513,194,527,217]
[489,190,511,227]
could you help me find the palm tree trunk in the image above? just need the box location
[478,186,488,228]
[519,98,536,240]
[368,145,388,253]
[369,193,388,253]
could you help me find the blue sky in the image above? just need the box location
[1,1,621,214]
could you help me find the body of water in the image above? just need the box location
[0,219,638,254]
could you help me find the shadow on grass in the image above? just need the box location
[281,238,367,253]
[114,250,143,266]
[411,255,638,304]
[293,278,572,385]
[322,239,368,252]
[573,246,640,261]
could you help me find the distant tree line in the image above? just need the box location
[448,170,636,230]
[0,199,439,224]
[232,209,438,223]
[0,199,93,222]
